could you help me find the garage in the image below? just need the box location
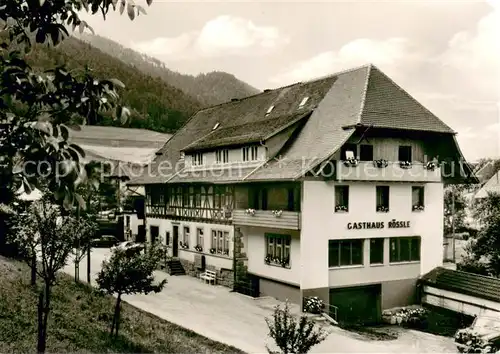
[329,284,381,325]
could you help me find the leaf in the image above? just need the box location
[146,0,152,5]
[127,3,135,20]
[63,190,74,210]
[35,28,45,44]
[119,0,125,14]
[120,106,131,124]
[39,0,46,6]
[60,124,69,140]
[69,143,86,158]
[137,5,146,15]
[108,78,125,89]
[50,26,60,46]
[79,21,85,34]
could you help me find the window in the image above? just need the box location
[211,229,230,255]
[212,122,220,130]
[340,143,357,160]
[196,228,204,247]
[266,234,291,266]
[298,96,309,108]
[376,186,390,212]
[335,186,349,212]
[328,239,364,267]
[126,216,130,227]
[360,144,373,161]
[412,186,425,211]
[166,231,170,246]
[287,188,295,212]
[390,237,420,262]
[192,152,204,166]
[180,151,185,160]
[216,149,229,164]
[183,226,190,245]
[398,146,412,162]
[150,226,159,243]
[266,105,274,114]
[370,239,384,264]
[243,146,258,161]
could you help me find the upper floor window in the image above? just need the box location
[335,185,349,212]
[183,226,190,245]
[412,186,425,211]
[328,239,363,267]
[398,145,412,162]
[376,186,389,212]
[243,146,258,162]
[192,153,204,166]
[360,144,373,161]
[340,143,357,160]
[216,149,229,164]
[390,237,420,263]
[196,228,204,248]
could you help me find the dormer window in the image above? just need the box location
[266,105,274,115]
[180,151,185,160]
[298,97,309,108]
[216,149,229,164]
[242,146,258,162]
[192,153,204,166]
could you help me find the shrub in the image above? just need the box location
[303,296,324,315]
[455,328,497,353]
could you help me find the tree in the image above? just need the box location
[9,197,90,353]
[96,245,167,337]
[0,0,154,212]
[72,213,98,282]
[265,300,328,354]
[466,192,500,276]
[444,184,469,236]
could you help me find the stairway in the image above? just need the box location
[167,259,185,276]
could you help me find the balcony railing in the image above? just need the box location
[146,205,233,223]
[335,161,441,182]
[232,209,301,230]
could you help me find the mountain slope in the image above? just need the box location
[23,36,203,134]
[77,33,261,106]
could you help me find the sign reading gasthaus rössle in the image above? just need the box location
[347,220,411,230]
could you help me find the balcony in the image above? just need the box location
[232,209,301,230]
[335,161,441,182]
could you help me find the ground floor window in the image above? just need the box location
[210,230,230,256]
[370,238,384,264]
[329,239,363,267]
[182,226,190,247]
[265,234,291,267]
[390,237,420,262]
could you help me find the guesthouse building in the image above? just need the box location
[128,64,476,324]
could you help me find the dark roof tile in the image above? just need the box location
[420,267,500,303]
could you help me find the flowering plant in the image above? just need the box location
[412,204,424,211]
[209,248,216,254]
[399,161,412,169]
[280,257,290,268]
[179,241,189,249]
[343,158,359,167]
[222,249,229,256]
[373,159,388,168]
[455,328,495,353]
[245,208,256,216]
[425,161,437,171]
[384,306,428,329]
[194,244,203,252]
[335,205,348,212]
[272,210,283,217]
[264,255,271,264]
[377,205,389,213]
[303,296,325,314]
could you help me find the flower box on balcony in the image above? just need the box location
[425,161,437,171]
[343,158,359,167]
[373,159,389,168]
[412,205,424,212]
[399,161,412,169]
[272,210,283,217]
[377,205,389,213]
[335,205,348,212]
[245,208,256,216]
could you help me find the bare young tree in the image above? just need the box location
[10,198,87,353]
[96,245,167,337]
[265,300,328,354]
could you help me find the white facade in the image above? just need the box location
[300,181,444,290]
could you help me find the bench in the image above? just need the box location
[199,270,217,285]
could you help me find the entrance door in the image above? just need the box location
[329,284,381,325]
[150,226,159,244]
[172,225,179,257]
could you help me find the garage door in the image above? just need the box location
[329,284,381,325]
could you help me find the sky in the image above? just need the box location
[80,0,500,162]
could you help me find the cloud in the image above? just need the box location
[269,37,413,85]
[131,15,289,59]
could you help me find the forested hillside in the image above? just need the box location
[77,33,260,106]
[23,36,203,133]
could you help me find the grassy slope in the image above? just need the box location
[0,257,243,353]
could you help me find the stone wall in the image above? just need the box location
[179,258,234,288]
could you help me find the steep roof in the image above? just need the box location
[475,171,500,199]
[420,267,500,303]
[129,64,463,185]
[69,125,172,146]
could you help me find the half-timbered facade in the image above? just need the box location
[130,64,476,324]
